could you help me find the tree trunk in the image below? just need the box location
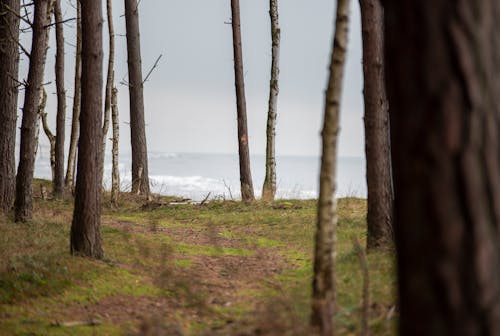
[101,0,115,181]
[230,0,255,202]
[53,0,65,198]
[382,1,500,334]
[124,0,150,196]
[311,0,350,334]
[39,89,55,181]
[262,0,280,202]
[359,0,393,250]
[15,0,52,222]
[65,1,81,191]
[0,0,20,213]
[111,87,120,205]
[70,0,104,259]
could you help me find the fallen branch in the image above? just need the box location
[51,319,101,327]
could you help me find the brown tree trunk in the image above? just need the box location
[124,0,150,196]
[311,0,350,334]
[111,87,120,205]
[382,1,500,334]
[0,0,20,213]
[231,0,255,202]
[70,0,104,259]
[359,0,393,250]
[262,0,280,202]
[15,0,52,222]
[65,1,81,191]
[53,0,65,198]
[39,89,55,181]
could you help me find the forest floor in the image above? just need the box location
[0,180,396,335]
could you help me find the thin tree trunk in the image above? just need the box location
[15,0,52,222]
[111,87,120,205]
[360,0,392,250]
[53,0,65,198]
[65,1,81,191]
[124,0,150,196]
[0,0,20,213]
[39,89,55,181]
[101,0,115,182]
[262,0,280,202]
[311,0,350,334]
[70,0,104,259]
[382,0,500,334]
[231,0,254,202]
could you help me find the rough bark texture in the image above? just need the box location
[53,0,65,197]
[15,0,52,222]
[111,87,120,205]
[359,0,393,250]
[0,0,20,213]
[311,0,350,334]
[124,0,150,196]
[231,0,255,202]
[262,0,280,202]
[65,1,81,190]
[382,1,500,334]
[39,89,55,181]
[70,0,104,259]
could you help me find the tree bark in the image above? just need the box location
[15,0,52,222]
[230,0,255,202]
[311,0,350,334]
[70,0,104,259]
[0,0,20,213]
[359,0,393,250]
[262,0,280,202]
[382,1,500,334]
[124,0,150,196]
[111,87,120,205]
[65,1,81,191]
[53,0,65,198]
[39,89,55,181]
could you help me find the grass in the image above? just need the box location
[0,187,396,335]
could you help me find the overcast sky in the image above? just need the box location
[26,0,364,158]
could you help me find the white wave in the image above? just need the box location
[149,152,179,160]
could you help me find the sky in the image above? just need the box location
[23,0,364,158]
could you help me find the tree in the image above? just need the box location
[262,0,280,202]
[0,0,20,213]
[311,0,350,334]
[52,0,65,197]
[111,87,120,205]
[65,0,81,191]
[70,0,104,258]
[124,0,150,196]
[15,0,52,222]
[382,1,500,334]
[230,0,254,202]
[359,0,392,249]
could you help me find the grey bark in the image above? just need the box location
[124,0,150,196]
[262,0,280,202]
[65,1,81,191]
[70,0,104,259]
[0,0,20,213]
[111,87,120,205]
[311,0,350,334]
[15,0,52,222]
[231,0,255,202]
[39,89,55,181]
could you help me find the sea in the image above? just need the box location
[34,148,366,201]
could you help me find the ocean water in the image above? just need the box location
[34,148,366,201]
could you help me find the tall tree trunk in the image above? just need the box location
[0,0,20,213]
[311,0,350,334]
[53,0,65,197]
[39,89,55,181]
[382,1,500,334]
[65,1,81,191]
[15,0,52,222]
[262,0,280,202]
[231,0,254,202]
[70,0,103,259]
[101,0,115,182]
[360,0,392,250]
[124,0,150,196]
[111,87,120,205]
